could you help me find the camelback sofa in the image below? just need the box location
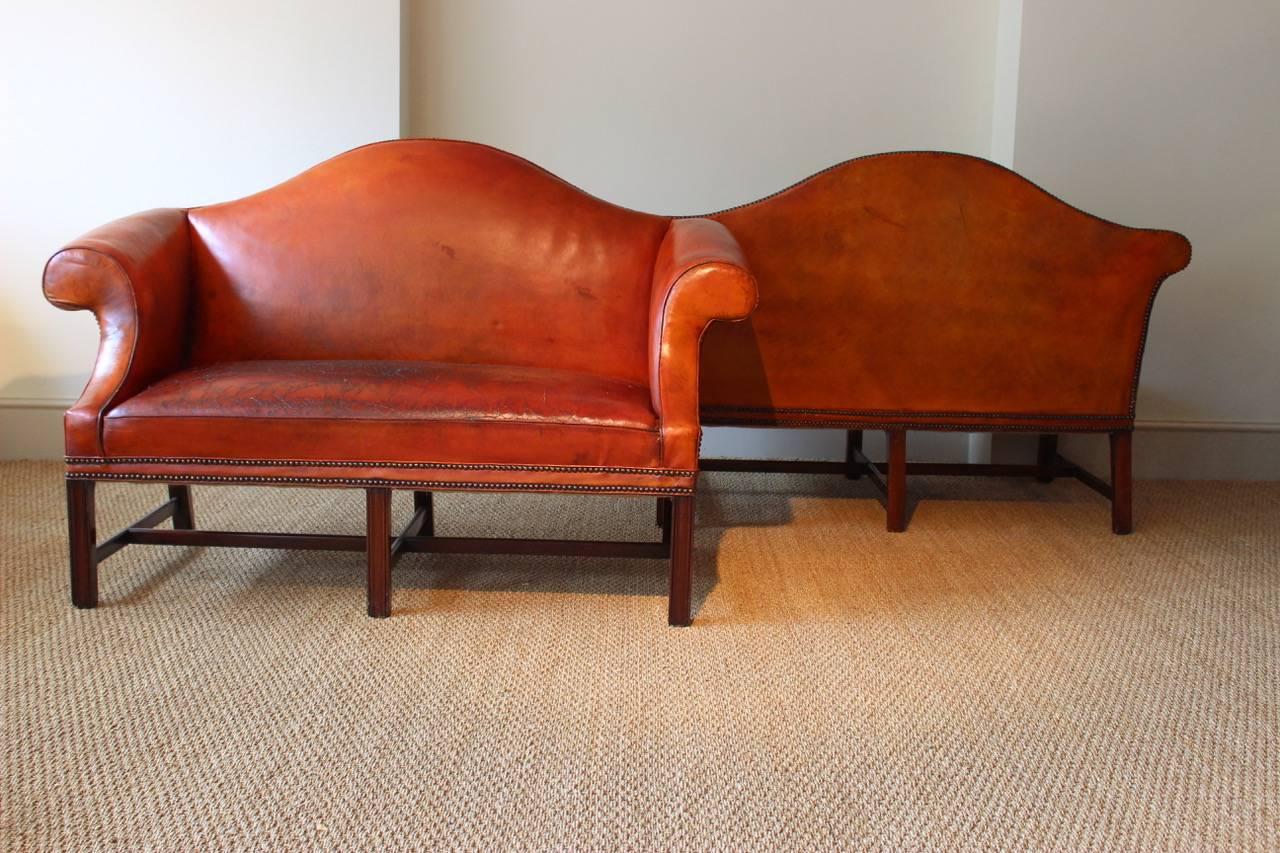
[696,152,1191,533]
[44,140,758,624]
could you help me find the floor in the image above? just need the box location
[2,460,1276,850]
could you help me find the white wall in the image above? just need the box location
[1016,0,1280,430]
[404,0,1003,463]
[0,1,400,455]
[3,1,1276,476]
[1014,0,1280,479]
[405,0,1000,213]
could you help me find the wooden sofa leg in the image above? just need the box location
[67,480,98,609]
[667,495,695,627]
[168,485,195,530]
[656,497,672,533]
[1036,435,1059,483]
[1110,431,1133,535]
[886,429,908,532]
[844,429,864,479]
[413,490,435,537]
[366,488,393,618]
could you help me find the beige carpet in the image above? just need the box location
[1,460,1276,851]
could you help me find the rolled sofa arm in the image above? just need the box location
[649,218,758,470]
[42,209,191,457]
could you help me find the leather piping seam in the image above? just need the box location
[66,472,695,494]
[687,150,1190,238]
[1127,267,1188,417]
[230,139,670,223]
[65,456,695,477]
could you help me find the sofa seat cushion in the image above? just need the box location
[100,360,666,473]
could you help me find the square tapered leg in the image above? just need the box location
[366,488,392,617]
[1110,431,1133,535]
[886,430,908,532]
[1036,435,1059,483]
[667,495,695,626]
[845,430,865,480]
[168,484,195,530]
[413,490,435,537]
[67,480,98,608]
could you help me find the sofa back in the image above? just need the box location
[699,152,1192,427]
[187,140,670,386]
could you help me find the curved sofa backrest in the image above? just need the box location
[700,152,1192,425]
[187,140,670,385]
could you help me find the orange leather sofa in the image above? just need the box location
[697,152,1191,533]
[44,140,757,624]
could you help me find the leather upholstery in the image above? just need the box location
[699,152,1192,431]
[45,141,757,494]
[103,360,662,468]
[650,219,759,469]
[43,209,191,456]
[186,141,670,384]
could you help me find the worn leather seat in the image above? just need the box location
[104,359,662,468]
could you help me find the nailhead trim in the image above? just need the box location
[65,471,695,495]
[65,456,695,477]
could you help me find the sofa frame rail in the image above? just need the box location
[67,483,692,624]
[701,430,1131,534]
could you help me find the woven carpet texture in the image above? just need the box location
[2,461,1276,850]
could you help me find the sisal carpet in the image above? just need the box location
[1,460,1276,851]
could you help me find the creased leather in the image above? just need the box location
[101,359,665,471]
[185,140,670,386]
[649,219,759,469]
[42,209,191,456]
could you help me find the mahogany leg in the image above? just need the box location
[1036,434,1059,483]
[168,484,195,530]
[667,495,695,627]
[413,490,435,537]
[656,497,672,534]
[886,429,908,532]
[1110,431,1133,535]
[660,499,673,551]
[67,480,98,608]
[366,488,392,617]
[844,429,865,480]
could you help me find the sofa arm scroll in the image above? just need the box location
[43,208,191,457]
[649,218,758,469]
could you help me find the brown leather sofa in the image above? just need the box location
[44,140,758,624]
[697,152,1191,533]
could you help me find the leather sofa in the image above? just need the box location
[44,140,758,624]
[696,151,1191,533]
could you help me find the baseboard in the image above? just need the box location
[1053,431,1280,481]
[4,402,1278,479]
[0,399,69,460]
[1137,418,1280,433]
